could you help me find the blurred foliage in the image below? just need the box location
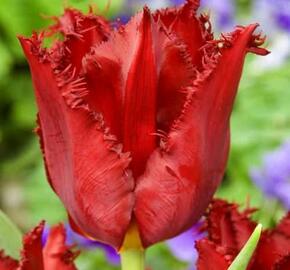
[0,0,289,269]
[0,209,22,259]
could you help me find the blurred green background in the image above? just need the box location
[0,0,289,269]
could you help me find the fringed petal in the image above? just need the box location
[134,23,269,247]
[251,213,290,269]
[154,0,205,133]
[18,222,45,270]
[156,0,204,63]
[47,8,110,73]
[82,53,123,138]
[196,201,290,270]
[121,8,157,177]
[195,239,230,270]
[206,200,256,254]
[0,251,18,270]
[19,35,134,249]
[84,8,159,177]
[43,224,79,270]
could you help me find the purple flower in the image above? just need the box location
[170,0,186,5]
[166,222,205,268]
[201,0,235,30]
[273,0,290,32]
[64,225,121,265]
[253,0,290,34]
[250,141,290,209]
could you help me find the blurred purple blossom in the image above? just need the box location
[201,0,235,30]
[167,222,205,270]
[64,225,121,265]
[253,0,290,34]
[250,141,290,209]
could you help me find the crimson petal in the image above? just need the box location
[0,251,18,270]
[48,8,110,73]
[274,255,290,270]
[85,8,158,177]
[134,24,269,247]
[195,239,230,270]
[251,213,290,269]
[18,222,45,270]
[154,1,204,133]
[196,200,290,270]
[206,200,256,254]
[19,34,135,249]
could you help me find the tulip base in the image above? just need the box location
[120,248,145,270]
[120,221,145,270]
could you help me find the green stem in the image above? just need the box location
[120,248,145,270]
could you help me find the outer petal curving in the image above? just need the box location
[19,35,135,249]
[134,24,269,247]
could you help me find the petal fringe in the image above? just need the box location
[196,200,290,270]
[18,222,45,270]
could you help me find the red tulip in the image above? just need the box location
[0,222,78,270]
[196,200,290,270]
[19,0,269,249]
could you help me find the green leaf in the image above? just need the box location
[228,224,262,270]
[0,209,22,259]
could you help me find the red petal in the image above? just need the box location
[19,35,134,249]
[84,8,158,177]
[275,213,290,237]
[121,8,157,177]
[195,239,231,270]
[157,0,204,63]
[206,200,256,254]
[134,24,268,247]
[273,255,290,270]
[43,224,79,270]
[82,54,123,139]
[18,222,45,270]
[250,213,290,269]
[154,1,205,133]
[48,8,110,73]
[0,251,18,270]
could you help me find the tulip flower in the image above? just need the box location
[19,0,268,268]
[196,199,290,269]
[0,222,78,270]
